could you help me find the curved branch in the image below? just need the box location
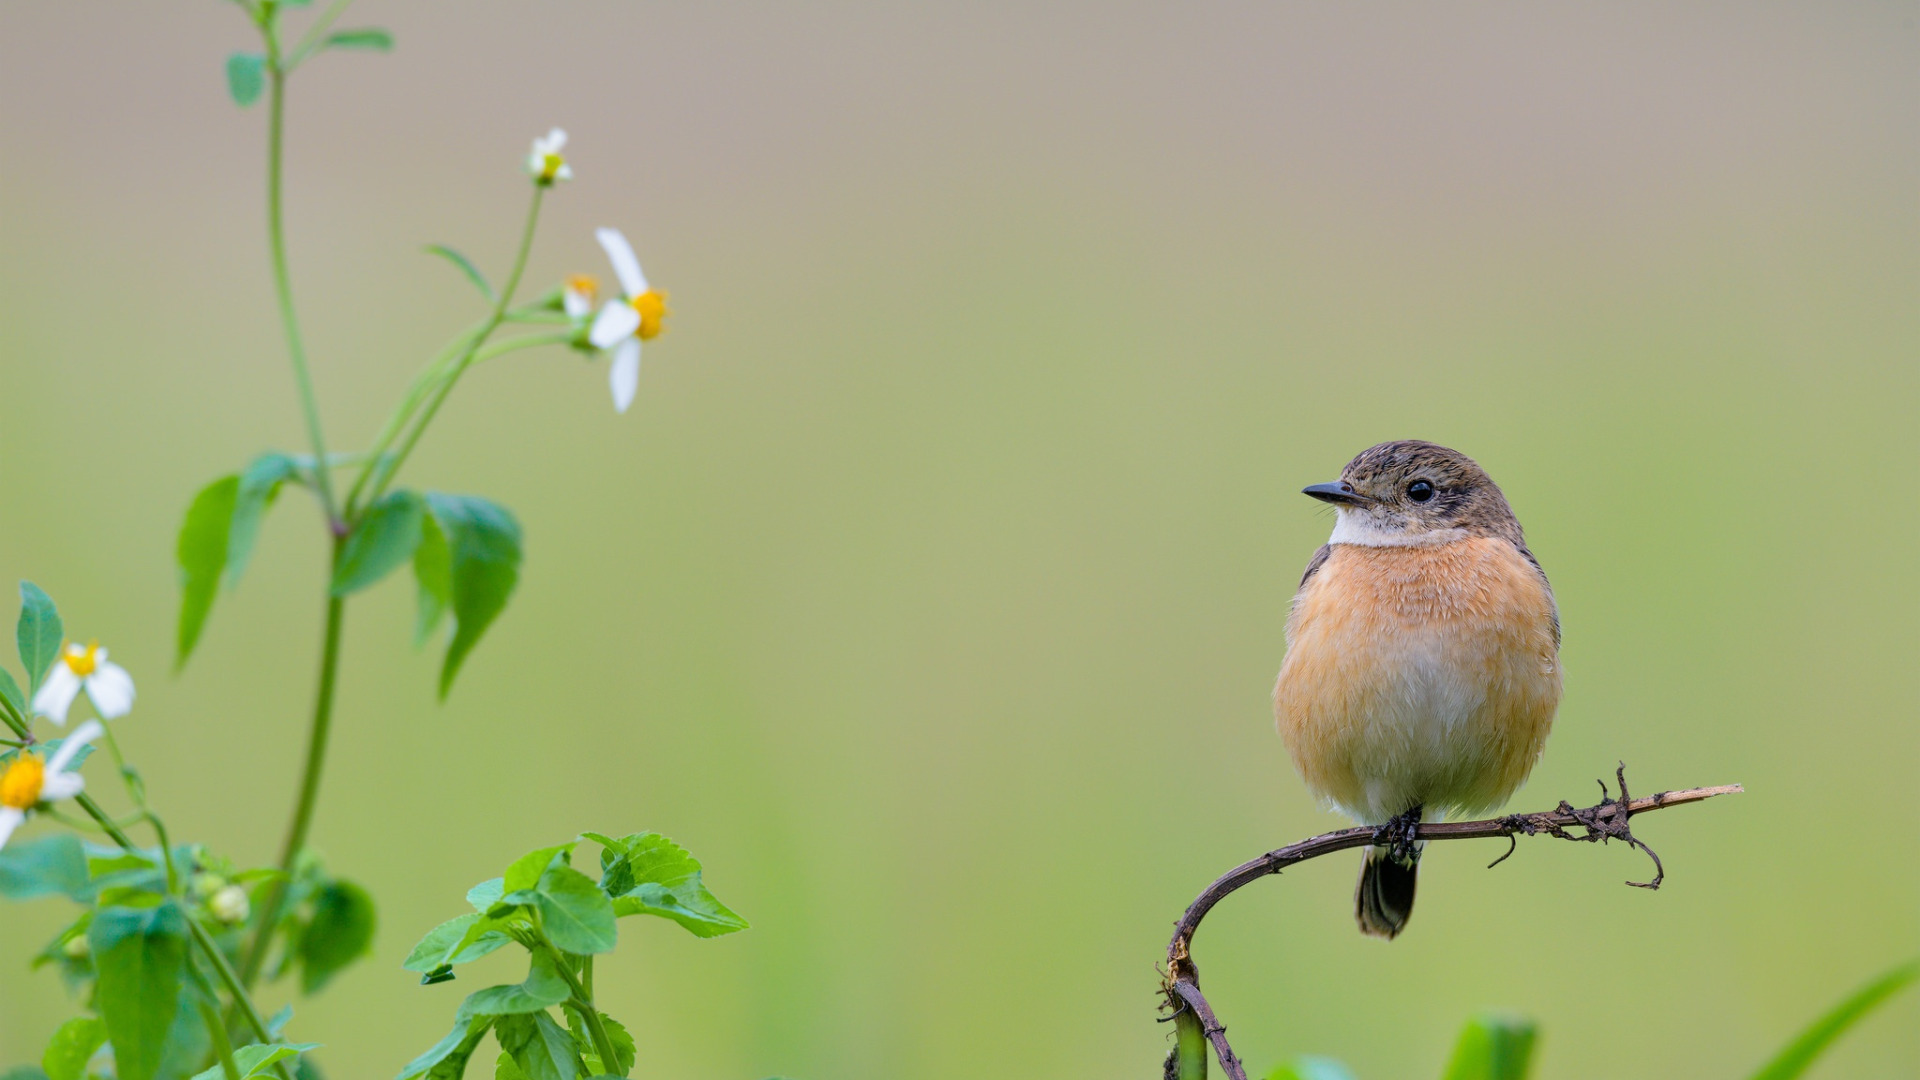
[1159,765,1742,1080]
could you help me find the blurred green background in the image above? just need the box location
[2,2,1917,1076]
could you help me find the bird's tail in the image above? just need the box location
[1355,844,1419,939]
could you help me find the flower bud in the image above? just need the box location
[210,884,251,925]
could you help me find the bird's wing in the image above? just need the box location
[1297,544,1332,591]
[1514,543,1561,649]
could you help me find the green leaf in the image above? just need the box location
[0,835,91,901]
[458,951,569,1016]
[333,492,424,596]
[190,1043,320,1080]
[533,865,617,956]
[323,28,394,51]
[1749,958,1920,1080]
[226,53,266,107]
[176,476,239,667]
[41,1017,107,1080]
[397,1016,492,1080]
[403,913,510,974]
[586,832,748,938]
[493,1013,583,1080]
[228,453,299,586]
[17,581,63,694]
[89,903,188,1080]
[1440,1014,1537,1080]
[1266,1058,1355,1080]
[493,1055,527,1080]
[413,513,453,646]
[424,245,496,303]
[465,878,505,912]
[564,1012,633,1077]
[423,494,522,697]
[4,1068,52,1080]
[0,666,27,719]
[298,879,377,993]
[504,845,575,894]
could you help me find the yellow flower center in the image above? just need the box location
[566,274,599,303]
[539,153,565,181]
[631,290,669,340]
[0,753,45,810]
[63,641,100,678]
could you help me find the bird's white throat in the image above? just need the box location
[1327,510,1469,548]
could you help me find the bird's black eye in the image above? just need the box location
[1407,480,1435,503]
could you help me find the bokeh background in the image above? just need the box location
[3,2,1917,1076]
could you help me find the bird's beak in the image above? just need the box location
[1302,481,1371,507]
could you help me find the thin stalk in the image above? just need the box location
[546,945,623,1076]
[283,0,359,70]
[342,325,487,515]
[262,30,340,524]
[240,559,347,988]
[363,185,546,507]
[192,976,244,1080]
[189,917,295,1080]
[74,793,137,849]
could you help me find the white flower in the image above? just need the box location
[32,641,134,725]
[527,128,573,184]
[0,720,103,850]
[587,228,670,413]
[562,274,599,320]
[210,884,251,924]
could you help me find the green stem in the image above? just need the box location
[362,185,546,507]
[240,559,346,988]
[545,946,623,1076]
[189,917,294,1079]
[74,793,137,849]
[340,325,486,516]
[262,30,339,524]
[192,975,244,1080]
[283,0,359,70]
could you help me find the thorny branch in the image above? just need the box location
[1158,765,1742,1080]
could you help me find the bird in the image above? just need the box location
[1273,440,1561,939]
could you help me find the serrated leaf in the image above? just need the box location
[1748,959,1920,1080]
[494,1012,583,1080]
[333,492,424,595]
[90,903,188,1080]
[41,1016,107,1080]
[176,476,239,667]
[227,53,266,107]
[466,878,505,912]
[504,845,574,894]
[533,865,616,955]
[17,581,63,693]
[228,453,299,586]
[457,951,569,1016]
[397,1016,492,1080]
[1440,1014,1537,1080]
[0,835,90,901]
[413,512,453,646]
[423,245,497,304]
[403,913,510,973]
[324,28,394,51]
[298,879,376,993]
[588,833,747,938]
[564,1012,633,1077]
[423,494,522,697]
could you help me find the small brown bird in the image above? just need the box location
[1274,441,1561,938]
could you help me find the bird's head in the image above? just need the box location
[1303,440,1521,547]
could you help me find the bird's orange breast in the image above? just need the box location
[1274,537,1561,823]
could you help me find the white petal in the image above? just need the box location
[31,666,81,726]
[554,163,573,181]
[0,807,23,850]
[45,720,104,775]
[84,663,135,720]
[40,773,84,801]
[547,128,568,151]
[589,300,640,349]
[595,228,648,296]
[609,339,641,413]
[563,289,591,319]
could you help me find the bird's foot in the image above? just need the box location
[1372,805,1423,865]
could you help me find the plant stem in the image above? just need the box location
[283,0,359,70]
[262,29,340,525]
[362,185,546,507]
[240,552,347,989]
[192,976,244,1080]
[546,945,624,1076]
[74,793,137,849]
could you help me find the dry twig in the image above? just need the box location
[1159,765,1741,1080]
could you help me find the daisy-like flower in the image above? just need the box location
[0,720,103,850]
[587,228,670,413]
[32,641,135,726]
[562,274,599,320]
[527,128,573,185]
